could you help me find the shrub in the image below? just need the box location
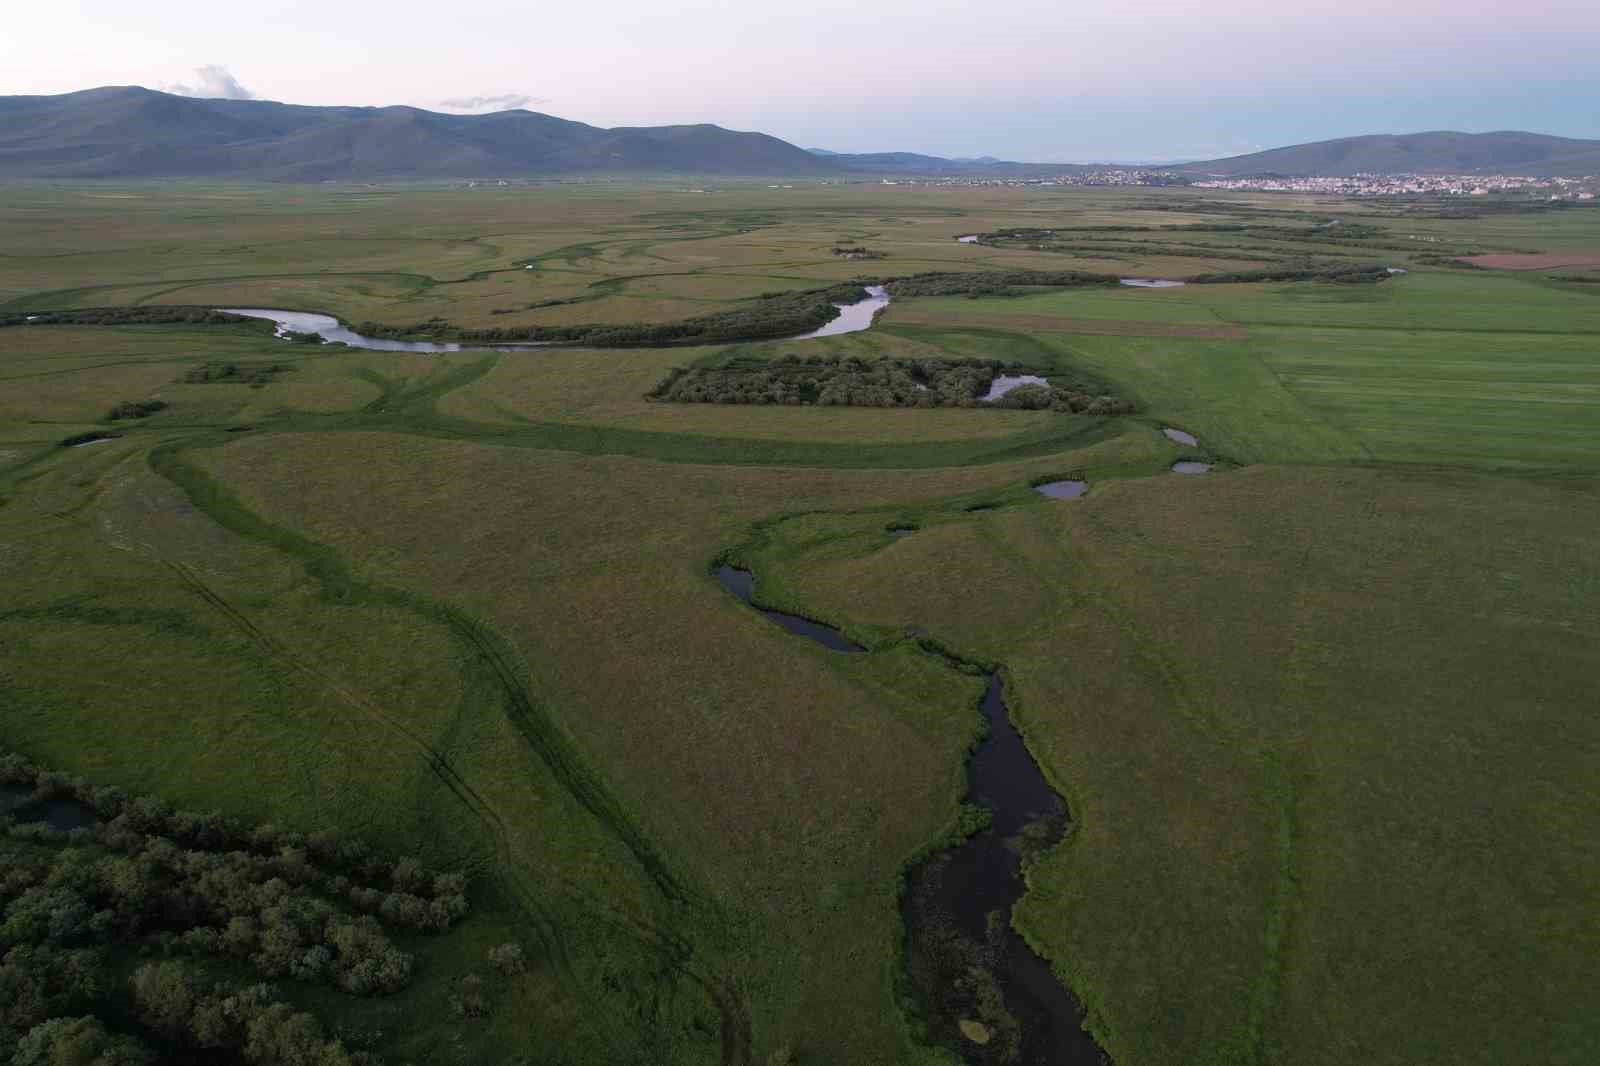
[448,974,489,1020]
[487,942,527,976]
[106,400,168,421]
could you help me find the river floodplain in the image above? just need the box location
[2,180,1598,1066]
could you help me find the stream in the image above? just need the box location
[219,285,893,352]
[714,563,1104,1065]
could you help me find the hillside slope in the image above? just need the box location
[0,86,836,179]
[1180,131,1600,177]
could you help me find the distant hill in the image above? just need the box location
[0,87,837,179]
[4,90,1596,182]
[807,147,1100,177]
[1180,131,1600,178]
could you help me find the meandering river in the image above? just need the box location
[221,285,894,352]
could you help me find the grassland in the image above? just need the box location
[2,181,1598,1066]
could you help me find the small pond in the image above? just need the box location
[1119,278,1185,288]
[1034,480,1088,499]
[794,285,892,340]
[1162,427,1199,447]
[2,783,97,832]
[982,374,1048,402]
[957,235,980,243]
[1172,461,1212,474]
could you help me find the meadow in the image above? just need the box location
[2,180,1597,1066]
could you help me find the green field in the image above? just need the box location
[2,182,1598,1066]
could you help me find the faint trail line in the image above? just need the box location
[162,557,751,1063]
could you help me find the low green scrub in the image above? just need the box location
[181,363,294,387]
[649,354,1135,413]
[1412,254,1483,269]
[1,749,483,1065]
[1186,263,1396,284]
[106,400,169,421]
[883,270,1120,298]
[0,307,259,329]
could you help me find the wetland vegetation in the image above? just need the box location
[2,180,1598,1066]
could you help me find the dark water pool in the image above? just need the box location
[1034,480,1088,500]
[2,783,97,832]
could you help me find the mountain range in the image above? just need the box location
[1173,131,1600,179]
[1,87,1597,181]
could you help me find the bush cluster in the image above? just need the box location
[649,355,1134,414]
[130,960,379,1065]
[882,269,1120,298]
[1,753,467,984]
[180,362,293,387]
[106,400,168,421]
[1186,263,1396,284]
[0,750,486,1062]
[0,307,259,329]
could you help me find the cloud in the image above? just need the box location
[162,65,255,100]
[437,93,544,113]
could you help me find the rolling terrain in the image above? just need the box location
[2,181,1598,1065]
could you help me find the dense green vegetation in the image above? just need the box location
[883,270,1120,298]
[106,400,169,421]
[650,355,1134,413]
[2,180,1598,1066]
[0,307,261,329]
[1,750,487,1065]
[181,362,296,387]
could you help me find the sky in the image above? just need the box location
[6,0,1600,162]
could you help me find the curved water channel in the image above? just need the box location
[714,563,1104,1065]
[220,285,893,352]
[220,273,1200,354]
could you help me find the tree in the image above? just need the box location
[128,961,197,1038]
[11,1016,153,1066]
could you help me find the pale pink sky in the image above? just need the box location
[6,0,1598,160]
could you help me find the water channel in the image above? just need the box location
[713,563,1104,1065]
